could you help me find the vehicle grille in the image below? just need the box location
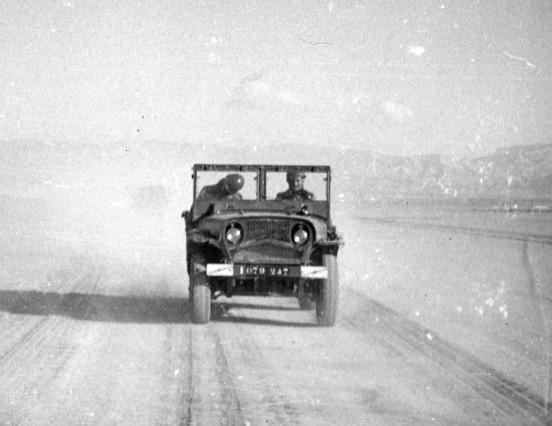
[231,243,303,263]
[246,219,290,242]
[225,218,310,264]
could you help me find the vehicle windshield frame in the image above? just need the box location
[192,164,331,201]
[190,164,332,221]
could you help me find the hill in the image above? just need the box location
[2,139,551,204]
[177,141,551,201]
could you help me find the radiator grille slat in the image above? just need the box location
[246,219,290,242]
[229,218,306,263]
[232,244,302,263]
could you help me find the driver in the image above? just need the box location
[276,171,314,201]
[197,173,245,200]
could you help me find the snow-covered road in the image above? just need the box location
[1,142,550,424]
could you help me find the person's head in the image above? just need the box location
[286,171,306,192]
[219,173,244,195]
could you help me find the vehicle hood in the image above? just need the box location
[191,210,328,242]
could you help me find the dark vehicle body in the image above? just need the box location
[183,164,343,326]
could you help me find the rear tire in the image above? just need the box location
[316,254,339,327]
[189,257,211,324]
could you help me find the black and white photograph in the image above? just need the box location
[1,1,551,424]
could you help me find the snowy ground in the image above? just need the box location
[339,204,552,402]
[0,141,551,425]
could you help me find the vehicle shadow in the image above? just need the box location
[0,290,190,324]
[0,291,318,327]
[213,301,299,312]
[211,301,318,328]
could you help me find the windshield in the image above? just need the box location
[266,171,328,201]
[195,171,258,200]
[194,168,329,201]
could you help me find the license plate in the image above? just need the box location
[234,265,300,277]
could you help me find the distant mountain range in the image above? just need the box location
[3,139,551,202]
[332,143,552,201]
[441,144,552,200]
[187,141,552,201]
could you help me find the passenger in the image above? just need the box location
[276,171,314,201]
[197,173,244,200]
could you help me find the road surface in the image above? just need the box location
[1,205,551,425]
[1,143,551,425]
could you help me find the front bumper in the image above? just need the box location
[204,263,328,279]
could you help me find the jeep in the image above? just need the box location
[182,164,343,326]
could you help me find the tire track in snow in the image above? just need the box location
[0,272,95,365]
[360,217,552,245]
[210,325,246,425]
[0,271,102,424]
[180,326,194,426]
[183,324,245,425]
[523,241,552,418]
[214,321,301,425]
[342,288,548,425]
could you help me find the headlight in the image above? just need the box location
[225,224,242,244]
[292,225,309,245]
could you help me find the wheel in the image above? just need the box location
[297,279,315,310]
[189,257,211,324]
[316,254,339,327]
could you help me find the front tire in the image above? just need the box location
[189,262,211,324]
[316,254,339,327]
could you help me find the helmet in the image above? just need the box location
[223,173,245,194]
[286,171,306,183]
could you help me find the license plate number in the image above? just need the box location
[234,265,299,277]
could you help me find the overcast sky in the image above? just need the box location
[1,0,551,157]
